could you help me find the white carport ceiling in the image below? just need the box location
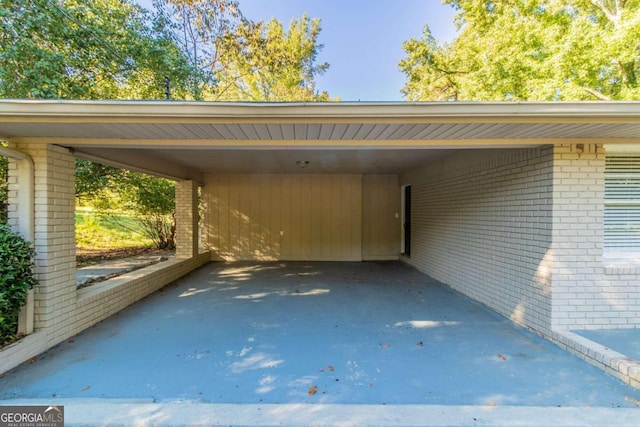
[74,147,456,175]
[1,100,639,181]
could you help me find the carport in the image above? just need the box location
[2,261,640,426]
[1,100,640,392]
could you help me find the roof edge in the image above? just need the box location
[1,99,640,120]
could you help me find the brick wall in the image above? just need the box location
[551,144,640,330]
[175,180,199,259]
[8,143,76,333]
[0,253,211,374]
[401,145,640,335]
[1,143,211,374]
[401,147,554,333]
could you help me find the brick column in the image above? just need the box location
[4,146,35,334]
[8,143,76,336]
[550,143,607,331]
[175,180,199,259]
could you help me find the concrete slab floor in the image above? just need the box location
[2,262,640,411]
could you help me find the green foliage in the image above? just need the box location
[153,1,331,101]
[0,225,38,344]
[0,0,330,101]
[0,0,198,99]
[214,15,331,101]
[76,162,176,249]
[76,208,153,249]
[115,172,176,249]
[75,159,122,203]
[152,0,243,97]
[2,0,331,251]
[400,0,640,101]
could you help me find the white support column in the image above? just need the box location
[175,180,199,259]
[8,143,76,337]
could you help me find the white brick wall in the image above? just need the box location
[551,144,640,331]
[401,144,640,335]
[401,147,554,333]
[6,160,18,229]
[1,143,210,374]
[0,253,211,374]
[9,143,76,331]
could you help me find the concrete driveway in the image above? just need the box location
[1,261,639,425]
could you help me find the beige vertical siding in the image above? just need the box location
[362,175,401,260]
[203,174,363,261]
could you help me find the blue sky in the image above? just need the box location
[137,1,458,101]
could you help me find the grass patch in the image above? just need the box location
[76,207,153,250]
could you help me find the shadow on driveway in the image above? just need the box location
[2,261,640,408]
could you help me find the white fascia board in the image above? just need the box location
[0,100,640,122]
[604,143,640,153]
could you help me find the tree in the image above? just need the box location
[115,172,176,250]
[75,159,123,203]
[75,162,176,249]
[1,0,332,250]
[0,0,197,99]
[152,1,330,101]
[152,0,244,98]
[214,15,331,101]
[400,0,640,101]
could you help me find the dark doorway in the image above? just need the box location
[403,185,411,256]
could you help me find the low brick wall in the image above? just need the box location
[550,330,640,390]
[0,253,211,375]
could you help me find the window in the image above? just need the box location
[604,154,640,251]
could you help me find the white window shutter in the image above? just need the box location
[604,155,640,250]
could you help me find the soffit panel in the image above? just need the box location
[74,147,470,175]
[3,122,640,141]
[2,100,640,181]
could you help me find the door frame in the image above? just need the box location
[401,184,411,256]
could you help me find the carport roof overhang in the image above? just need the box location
[1,99,639,182]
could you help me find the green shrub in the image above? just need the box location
[0,224,38,344]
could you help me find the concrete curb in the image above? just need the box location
[2,399,639,427]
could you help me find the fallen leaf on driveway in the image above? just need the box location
[327,365,334,372]
[380,343,391,349]
[308,385,318,396]
[498,354,507,361]
[487,402,497,407]
[27,357,37,364]
[81,386,91,392]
